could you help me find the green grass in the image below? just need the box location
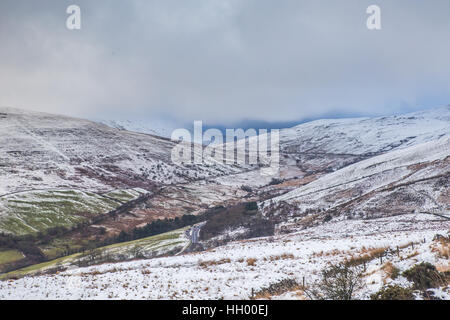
[1,226,190,280]
[0,253,82,279]
[39,237,88,260]
[0,250,24,265]
[39,247,67,260]
[96,227,189,256]
[0,189,124,236]
[104,189,144,203]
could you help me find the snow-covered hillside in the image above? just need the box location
[95,118,179,139]
[280,106,450,156]
[262,136,450,221]
[220,106,450,179]
[98,107,450,154]
[1,214,447,300]
[1,106,448,300]
[0,107,241,195]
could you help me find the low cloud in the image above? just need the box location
[0,0,449,123]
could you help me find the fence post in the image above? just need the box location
[302,276,305,288]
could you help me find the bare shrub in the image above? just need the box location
[371,285,415,300]
[305,263,364,300]
[403,262,447,291]
[130,245,145,259]
[251,279,300,299]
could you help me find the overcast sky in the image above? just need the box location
[0,0,449,126]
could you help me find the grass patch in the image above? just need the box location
[0,250,24,265]
[0,189,124,236]
[1,227,189,280]
[104,189,144,203]
[101,228,186,251]
[382,262,401,281]
[199,258,231,268]
[431,236,449,259]
[0,252,81,280]
[345,246,388,267]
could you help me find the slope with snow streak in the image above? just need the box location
[99,107,450,156]
[0,107,242,195]
[0,188,149,236]
[216,106,450,180]
[263,136,450,219]
[280,106,450,156]
[95,118,178,139]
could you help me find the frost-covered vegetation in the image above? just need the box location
[1,227,190,280]
[0,106,449,300]
[0,214,448,299]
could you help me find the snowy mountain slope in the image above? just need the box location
[0,107,242,196]
[95,118,179,139]
[0,107,449,299]
[215,106,450,180]
[1,213,448,299]
[279,106,450,156]
[98,107,450,155]
[262,136,450,221]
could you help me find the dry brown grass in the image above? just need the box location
[297,214,320,228]
[345,246,388,266]
[253,291,272,300]
[246,258,257,266]
[404,251,419,259]
[382,262,401,283]
[268,253,295,261]
[431,238,450,259]
[435,263,450,273]
[312,249,344,258]
[199,258,231,268]
[79,269,102,277]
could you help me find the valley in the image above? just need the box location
[0,106,449,300]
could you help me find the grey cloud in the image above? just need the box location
[0,0,449,123]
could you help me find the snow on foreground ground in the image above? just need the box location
[0,214,448,300]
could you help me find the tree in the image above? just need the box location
[245,202,258,211]
[305,263,364,300]
[130,245,144,259]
